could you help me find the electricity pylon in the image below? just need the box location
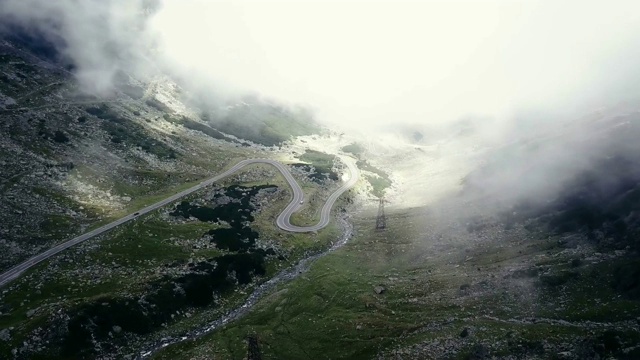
[376,197,386,230]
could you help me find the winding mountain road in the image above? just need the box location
[0,156,359,288]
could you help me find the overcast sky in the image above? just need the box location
[151,0,640,128]
[2,0,640,129]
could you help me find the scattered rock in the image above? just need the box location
[26,309,35,318]
[0,328,11,341]
[112,325,122,334]
[510,268,539,279]
[570,258,583,268]
[467,343,489,359]
[374,286,386,294]
[557,351,573,359]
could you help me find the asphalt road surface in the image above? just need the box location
[0,157,359,288]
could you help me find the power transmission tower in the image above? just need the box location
[246,334,262,360]
[376,197,386,230]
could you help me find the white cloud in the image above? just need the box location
[2,0,640,208]
[4,0,640,127]
[150,0,640,129]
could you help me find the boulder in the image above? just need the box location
[0,328,10,341]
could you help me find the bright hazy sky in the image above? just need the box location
[3,0,638,127]
[152,0,640,127]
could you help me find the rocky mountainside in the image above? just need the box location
[465,109,640,256]
[0,38,319,273]
[2,27,640,360]
[0,36,355,359]
[149,108,640,360]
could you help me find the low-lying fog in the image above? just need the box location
[3,0,640,208]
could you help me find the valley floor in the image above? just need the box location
[153,198,640,360]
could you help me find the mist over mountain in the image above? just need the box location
[4,0,640,128]
[7,0,637,251]
[0,0,160,96]
[2,1,640,359]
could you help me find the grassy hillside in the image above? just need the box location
[155,196,640,359]
[152,116,640,360]
[0,38,342,359]
[202,100,320,146]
